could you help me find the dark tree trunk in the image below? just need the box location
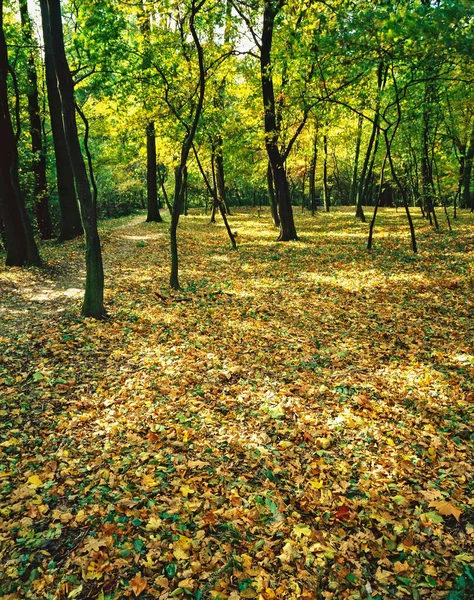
[261,0,297,241]
[19,0,53,240]
[323,135,330,212]
[349,114,363,207]
[309,126,318,215]
[0,7,41,266]
[462,131,474,210]
[266,161,280,227]
[214,137,230,215]
[40,0,82,241]
[146,121,162,222]
[210,148,218,223]
[356,63,386,222]
[44,0,105,318]
[169,1,205,289]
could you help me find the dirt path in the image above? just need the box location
[0,213,147,334]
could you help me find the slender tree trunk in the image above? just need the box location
[309,125,318,216]
[214,137,229,214]
[261,0,297,241]
[19,0,53,240]
[193,143,236,249]
[210,148,218,223]
[169,1,206,289]
[267,161,280,227]
[323,135,330,212]
[356,63,386,222]
[461,130,474,210]
[44,0,105,318]
[0,5,41,266]
[146,121,162,222]
[157,166,172,214]
[349,114,363,207]
[40,0,82,241]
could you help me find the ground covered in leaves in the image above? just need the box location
[1,208,474,600]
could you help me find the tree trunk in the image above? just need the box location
[323,135,330,212]
[146,121,162,222]
[356,63,386,222]
[349,114,363,207]
[309,125,318,215]
[266,161,280,227]
[44,0,105,318]
[0,6,41,266]
[40,0,82,241]
[19,0,53,240]
[214,137,230,215]
[461,130,474,210]
[169,1,206,289]
[261,0,297,241]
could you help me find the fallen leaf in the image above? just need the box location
[129,574,147,597]
[429,500,462,521]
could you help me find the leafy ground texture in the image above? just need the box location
[0,207,474,600]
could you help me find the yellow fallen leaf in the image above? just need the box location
[173,546,189,560]
[308,479,323,490]
[278,541,299,564]
[176,535,192,550]
[178,578,195,590]
[145,516,162,531]
[375,567,394,584]
[293,523,312,538]
[393,561,410,574]
[316,437,332,449]
[180,485,195,497]
[142,474,160,488]
[27,475,43,487]
[429,500,462,521]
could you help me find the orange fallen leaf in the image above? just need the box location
[129,574,147,597]
[428,500,462,521]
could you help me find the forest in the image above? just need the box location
[1,0,474,598]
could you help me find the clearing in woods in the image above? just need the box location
[0,208,473,599]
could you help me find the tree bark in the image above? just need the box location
[214,137,230,215]
[146,121,162,222]
[267,161,280,226]
[461,130,474,210]
[349,114,363,207]
[260,0,297,241]
[309,125,318,215]
[323,135,330,212]
[0,5,41,266]
[40,0,82,241]
[43,0,105,318]
[19,0,53,240]
[169,0,206,289]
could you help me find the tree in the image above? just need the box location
[0,0,41,267]
[40,0,83,241]
[41,0,105,317]
[19,0,53,240]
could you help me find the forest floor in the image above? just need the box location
[0,207,474,600]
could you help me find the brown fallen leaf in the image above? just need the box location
[129,574,147,597]
[429,500,462,521]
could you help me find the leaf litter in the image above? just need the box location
[0,208,473,599]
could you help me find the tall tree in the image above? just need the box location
[41,0,105,317]
[40,0,83,241]
[259,0,297,240]
[141,3,162,223]
[19,0,53,240]
[0,0,41,266]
